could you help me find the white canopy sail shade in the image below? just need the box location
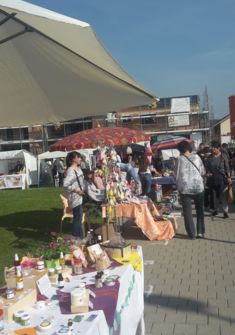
[0,0,156,127]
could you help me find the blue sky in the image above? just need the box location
[27,0,235,118]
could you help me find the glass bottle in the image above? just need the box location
[57,273,64,289]
[16,270,24,291]
[86,231,92,246]
[14,253,21,274]
[97,235,103,243]
[90,229,95,244]
[59,252,65,268]
[73,258,83,275]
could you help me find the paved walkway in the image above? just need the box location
[125,205,235,335]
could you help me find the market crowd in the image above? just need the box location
[56,140,233,241]
[175,140,234,240]
[62,144,172,239]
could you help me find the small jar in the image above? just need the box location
[73,259,83,275]
[55,265,62,274]
[20,313,30,326]
[6,288,15,300]
[37,260,45,271]
[13,310,25,323]
[48,268,55,277]
[95,274,103,288]
[71,288,86,306]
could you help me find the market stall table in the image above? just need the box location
[152,176,176,186]
[0,174,26,190]
[115,201,176,241]
[0,248,144,335]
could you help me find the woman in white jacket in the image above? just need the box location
[63,152,85,238]
[175,141,205,239]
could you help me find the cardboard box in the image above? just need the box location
[101,241,131,258]
[5,267,47,290]
[71,291,89,314]
[95,222,115,241]
[5,267,72,288]
[0,288,37,322]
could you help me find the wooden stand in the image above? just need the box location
[0,288,37,322]
[71,291,89,314]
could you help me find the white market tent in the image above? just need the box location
[37,149,95,184]
[0,149,37,185]
[37,151,67,161]
[37,148,94,162]
[0,0,156,127]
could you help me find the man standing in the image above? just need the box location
[206,141,231,218]
[55,158,65,187]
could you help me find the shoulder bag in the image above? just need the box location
[183,155,201,175]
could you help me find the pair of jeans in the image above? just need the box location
[140,173,152,196]
[180,192,205,238]
[204,187,214,210]
[72,204,83,238]
[212,186,228,214]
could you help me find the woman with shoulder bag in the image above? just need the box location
[63,152,85,238]
[175,141,206,239]
[206,141,232,219]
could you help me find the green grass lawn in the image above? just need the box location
[0,187,68,285]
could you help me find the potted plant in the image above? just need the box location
[36,234,71,268]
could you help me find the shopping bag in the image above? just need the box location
[227,185,234,204]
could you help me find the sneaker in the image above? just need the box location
[196,234,205,239]
[223,213,229,219]
[211,211,218,216]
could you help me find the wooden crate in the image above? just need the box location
[0,288,37,322]
[101,241,131,258]
[5,268,47,290]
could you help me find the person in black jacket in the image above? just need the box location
[206,141,232,218]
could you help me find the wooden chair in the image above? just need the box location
[60,194,74,233]
[60,194,86,235]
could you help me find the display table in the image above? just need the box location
[1,248,144,335]
[152,175,176,186]
[0,174,26,190]
[115,201,175,241]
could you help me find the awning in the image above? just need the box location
[0,0,156,127]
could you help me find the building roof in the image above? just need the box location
[213,114,230,127]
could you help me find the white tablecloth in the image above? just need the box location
[2,247,144,335]
[0,174,26,190]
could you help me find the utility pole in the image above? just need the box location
[42,125,48,152]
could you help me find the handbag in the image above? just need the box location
[227,185,234,204]
[183,155,202,175]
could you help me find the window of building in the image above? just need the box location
[141,114,156,125]
[47,124,64,139]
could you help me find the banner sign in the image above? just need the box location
[168,114,190,127]
[0,174,26,189]
[171,97,190,113]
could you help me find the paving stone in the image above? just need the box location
[174,324,197,334]
[144,321,153,333]
[151,322,174,334]
[197,325,220,335]
[137,209,235,335]
[220,325,235,335]
[186,313,208,324]
[144,311,166,323]
[165,311,186,323]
